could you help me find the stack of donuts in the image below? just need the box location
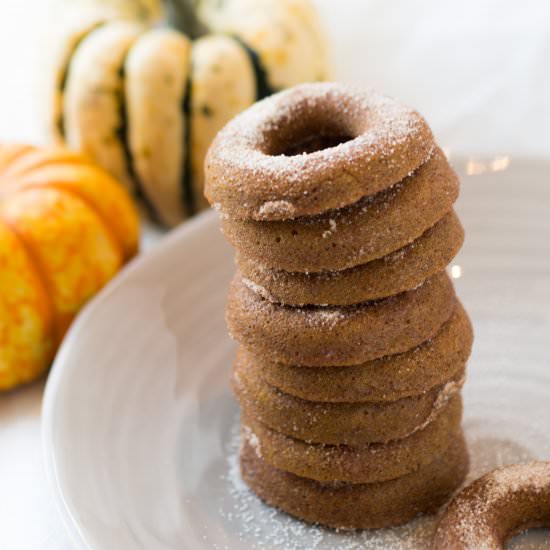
[205,83,473,529]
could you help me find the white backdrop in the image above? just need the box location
[0,1,548,549]
[317,0,550,158]
[0,0,548,156]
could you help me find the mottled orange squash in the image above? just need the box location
[0,144,139,390]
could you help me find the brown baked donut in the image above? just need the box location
[245,300,473,403]
[205,82,434,221]
[232,353,465,445]
[237,211,464,306]
[240,432,469,530]
[226,270,456,367]
[220,147,458,272]
[241,395,462,484]
[432,462,550,549]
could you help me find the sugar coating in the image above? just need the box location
[254,302,473,404]
[433,462,550,549]
[232,350,465,447]
[220,418,439,549]
[258,200,297,218]
[205,83,435,221]
[239,434,468,530]
[236,211,464,307]
[240,396,463,484]
[220,148,459,273]
[226,271,457,367]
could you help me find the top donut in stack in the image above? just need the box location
[205,82,472,530]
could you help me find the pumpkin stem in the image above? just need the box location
[164,0,209,39]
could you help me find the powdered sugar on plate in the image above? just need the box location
[219,416,437,550]
[216,405,550,549]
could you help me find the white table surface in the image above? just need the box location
[0,0,548,548]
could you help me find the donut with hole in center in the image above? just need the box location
[433,462,550,549]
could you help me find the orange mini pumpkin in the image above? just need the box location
[0,144,139,390]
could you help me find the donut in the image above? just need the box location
[226,271,456,367]
[245,300,473,403]
[220,147,458,272]
[241,395,462,484]
[125,29,191,226]
[240,432,469,530]
[432,462,550,549]
[232,353,465,445]
[237,211,464,306]
[64,22,143,194]
[205,82,435,221]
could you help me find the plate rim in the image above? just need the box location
[41,209,218,550]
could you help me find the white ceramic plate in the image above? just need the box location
[43,158,550,550]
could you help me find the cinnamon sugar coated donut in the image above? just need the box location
[241,433,469,530]
[222,147,458,272]
[432,462,550,549]
[227,271,456,366]
[241,396,462,484]
[237,211,464,306]
[205,83,435,221]
[206,82,473,530]
[232,354,465,445]
[249,301,473,403]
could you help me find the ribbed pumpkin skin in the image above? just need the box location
[0,145,139,390]
[47,0,329,227]
[53,0,162,22]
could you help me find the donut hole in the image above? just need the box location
[260,97,359,157]
[281,134,353,156]
[507,527,550,548]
